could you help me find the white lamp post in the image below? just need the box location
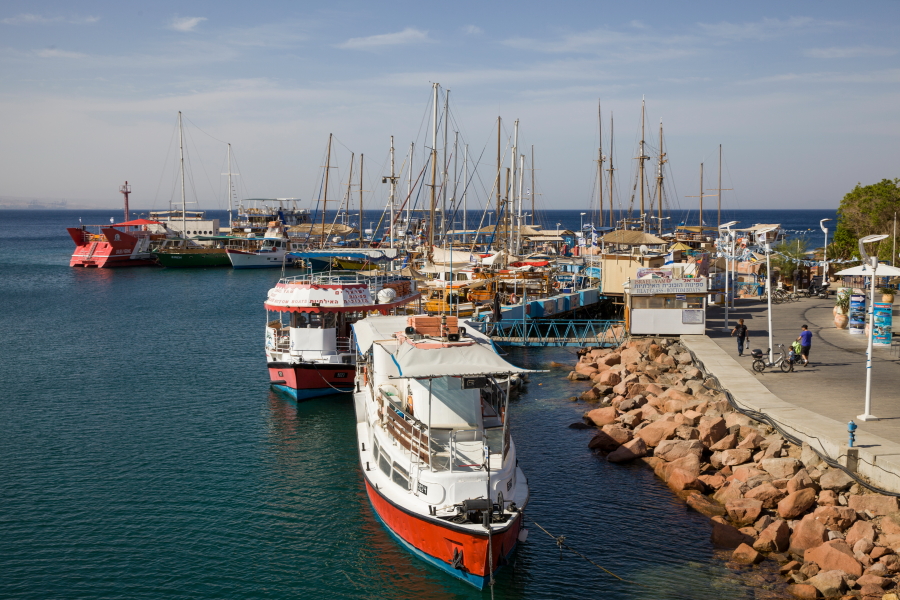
[756,227,776,363]
[858,233,889,421]
[820,218,832,287]
[580,212,586,231]
[719,221,739,332]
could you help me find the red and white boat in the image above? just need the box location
[67,219,166,268]
[351,314,530,588]
[264,273,421,400]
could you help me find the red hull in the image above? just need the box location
[67,227,155,268]
[268,362,354,396]
[364,478,521,580]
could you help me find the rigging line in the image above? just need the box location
[153,118,179,210]
[182,115,229,146]
[184,123,220,209]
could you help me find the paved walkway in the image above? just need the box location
[682,296,900,492]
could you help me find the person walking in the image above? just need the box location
[796,325,812,366]
[731,318,749,356]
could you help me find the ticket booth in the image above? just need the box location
[625,277,708,335]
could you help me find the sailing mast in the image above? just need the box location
[607,112,615,229]
[699,163,704,229]
[656,120,666,236]
[429,83,438,257]
[496,117,501,233]
[226,143,233,229]
[511,119,519,252]
[597,101,605,232]
[717,144,722,229]
[637,98,649,232]
[517,154,524,254]
[407,141,413,243]
[530,145,535,226]
[442,90,450,240]
[463,143,468,243]
[388,137,396,249]
[178,111,186,238]
[320,134,333,247]
[358,153,364,242]
[452,131,458,244]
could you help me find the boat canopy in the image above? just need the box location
[112,219,162,227]
[601,230,667,245]
[286,248,399,262]
[353,315,532,379]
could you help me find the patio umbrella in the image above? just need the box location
[834,264,900,277]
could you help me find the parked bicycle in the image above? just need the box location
[751,344,794,373]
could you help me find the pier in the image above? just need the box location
[471,319,625,347]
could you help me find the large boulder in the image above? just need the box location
[753,519,791,553]
[634,420,679,447]
[744,482,786,509]
[819,468,854,492]
[686,492,727,517]
[586,406,618,426]
[760,457,802,480]
[777,488,818,519]
[710,516,754,548]
[601,424,633,445]
[710,449,752,469]
[731,543,762,565]
[784,584,818,599]
[844,519,876,548]
[619,347,642,365]
[848,494,900,516]
[790,513,829,555]
[588,430,625,452]
[658,454,702,481]
[726,498,764,526]
[698,416,728,446]
[597,370,621,387]
[598,353,621,366]
[654,439,705,462]
[800,442,824,470]
[607,437,647,463]
[787,469,817,494]
[709,433,738,451]
[805,570,847,599]
[812,505,856,532]
[668,468,705,493]
[713,481,745,505]
[663,387,695,403]
[804,540,863,577]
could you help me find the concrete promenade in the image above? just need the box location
[681,295,900,492]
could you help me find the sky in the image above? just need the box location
[1,0,898,217]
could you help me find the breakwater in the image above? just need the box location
[570,337,900,599]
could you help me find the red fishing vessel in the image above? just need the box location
[264,272,421,400]
[351,314,530,588]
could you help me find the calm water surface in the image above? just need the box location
[0,210,809,599]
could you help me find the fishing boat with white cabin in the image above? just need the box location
[351,314,530,588]
[264,272,420,400]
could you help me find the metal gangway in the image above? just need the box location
[470,319,626,347]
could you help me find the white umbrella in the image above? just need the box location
[834,264,900,276]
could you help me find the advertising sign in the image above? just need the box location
[630,277,707,296]
[849,293,866,335]
[873,302,893,346]
[636,268,673,279]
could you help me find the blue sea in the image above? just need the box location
[0,209,833,599]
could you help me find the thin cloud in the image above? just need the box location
[2,14,99,25]
[169,16,207,33]
[697,16,842,41]
[737,68,900,85]
[337,28,429,50]
[502,28,697,56]
[463,25,483,35]
[804,46,897,59]
[36,48,87,59]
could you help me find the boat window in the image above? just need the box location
[323,313,337,329]
[378,454,392,477]
[308,313,321,328]
[373,439,380,461]
[391,462,410,490]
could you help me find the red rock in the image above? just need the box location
[737,431,766,451]
[785,583,818,599]
[856,573,887,588]
[869,546,890,559]
[848,494,900,517]
[634,419,679,447]
[698,416,728,446]
[754,519,791,553]
[711,517,754,548]
[713,481,745,505]
[731,466,766,482]
[580,387,603,402]
[881,513,900,536]
[661,455,702,480]
[664,399,685,413]
[778,488,818,519]
[607,437,647,463]
[644,382,665,396]
[731,542,762,564]
[654,353,675,367]
[854,538,875,555]
[712,449,753,468]
[699,474,726,490]
[586,406,618,426]
[598,353,621,366]
[726,498,764,526]
[812,505,857,532]
[805,570,847,598]
[804,540,863,577]
[686,492,727,517]
[790,514,829,555]
[668,468,705,493]
[654,439,704,462]
[787,469,817,494]
[878,533,900,551]
[600,424,633,445]
[597,370,620,387]
[859,583,886,597]
[780,559,803,575]
[588,430,624,452]
[745,482,787,509]
[619,347,642,365]
[663,388,695,403]
[710,433,738,451]
[761,457,802,479]
[818,490,839,506]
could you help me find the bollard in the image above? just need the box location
[848,420,858,448]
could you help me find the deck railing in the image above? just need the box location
[470,319,626,347]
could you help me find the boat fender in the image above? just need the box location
[497,491,504,514]
[362,367,368,386]
[407,394,414,413]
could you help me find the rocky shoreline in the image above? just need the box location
[568,337,900,600]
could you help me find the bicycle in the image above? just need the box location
[751,344,794,373]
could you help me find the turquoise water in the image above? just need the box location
[0,210,793,599]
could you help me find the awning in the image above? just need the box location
[835,264,900,277]
[286,248,399,262]
[602,230,667,245]
[113,219,162,227]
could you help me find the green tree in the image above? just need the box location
[831,178,900,261]
[770,238,809,284]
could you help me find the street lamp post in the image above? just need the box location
[719,221,739,332]
[820,218,832,287]
[858,233,889,421]
[580,212,586,231]
[756,227,777,363]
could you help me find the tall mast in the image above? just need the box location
[656,120,666,236]
[389,136,395,249]
[407,142,413,239]
[511,119,519,249]
[638,98,649,232]
[607,112,615,229]
[178,111,186,237]
[452,131,458,243]
[344,152,355,230]
[597,101,604,231]
[442,90,449,240]
[429,83,438,255]
[699,162,704,230]
[717,144,722,229]
[321,133,333,247]
[358,153,364,242]
[531,145,535,225]
[496,117,501,222]
[463,143,468,243]
[226,143,233,229]
[517,153,524,254]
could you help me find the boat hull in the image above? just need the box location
[364,478,522,589]
[267,362,354,399]
[154,250,230,268]
[227,249,302,269]
[67,228,157,268]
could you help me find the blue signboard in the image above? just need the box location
[849,293,866,335]
[873,302,893,346]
